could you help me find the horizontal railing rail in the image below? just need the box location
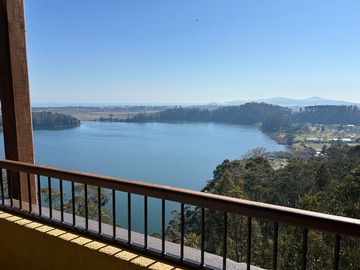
[0,158,359,270]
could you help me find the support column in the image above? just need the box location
[0,0,36,206]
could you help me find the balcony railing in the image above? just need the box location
[0,159,360,269]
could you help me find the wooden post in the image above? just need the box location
[0,0,36,207]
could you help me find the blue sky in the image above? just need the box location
[25,1,360,104]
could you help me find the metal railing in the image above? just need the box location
[0,159,360,269]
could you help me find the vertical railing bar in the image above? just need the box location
[334,235,341,270]
[0,169,5,205]
[48,177,52,220]
[6,170,13,207]
[71,181,75,226]
[223,212,228,270]
[59,179,64,223]
[7,170,12,207]
[144,196,148,249]
[37,174,41,216]
[247,217,252,270]
[128,193,131,244]
[8,170,13,207]
[112,189,116,239]
[98,186,102,235]
[273,222,279,270]
[27,173,32,213]
[84,184,88,230]
[17,172,22,210]
[162,199,165,256]
[302,228,308,270]
[201,207,205,267]
[180,203,185,262]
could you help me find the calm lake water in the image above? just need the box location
[0,121,286,234]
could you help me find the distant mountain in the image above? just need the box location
[225,97,360,107]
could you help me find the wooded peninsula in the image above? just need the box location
[0,111,80,130]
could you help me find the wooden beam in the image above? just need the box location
[0,0,35,205]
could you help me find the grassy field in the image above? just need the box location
[69,111,140,121]
[32,106,162,121]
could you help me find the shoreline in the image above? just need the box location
[266,132,287,145]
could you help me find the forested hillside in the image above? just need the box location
[32,111,80,129]
[108,102,293,132]
[166,144,360,269]
[103,103,360,133]
[295,105,360,125]
[0,112,80,130]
